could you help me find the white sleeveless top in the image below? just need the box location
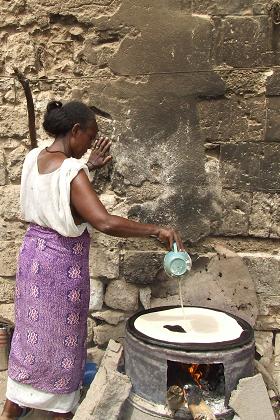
[20,147,90,237]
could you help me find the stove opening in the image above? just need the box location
[167,361,225,412]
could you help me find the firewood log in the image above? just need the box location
[184,384,217,420]
[166,385,185,413]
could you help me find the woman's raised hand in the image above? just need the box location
[87,136,112,170]
[157,227,185,251]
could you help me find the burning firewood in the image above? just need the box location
[184,384,217,420]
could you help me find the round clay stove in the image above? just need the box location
[122,305,255,419]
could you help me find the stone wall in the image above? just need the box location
[0,0,280,394]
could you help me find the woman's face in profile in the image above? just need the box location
[71,120,99,159]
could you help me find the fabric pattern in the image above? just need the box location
[8,223,90,394]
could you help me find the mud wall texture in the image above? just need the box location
[0,0,280,391]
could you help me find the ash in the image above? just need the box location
[201,390,228,415]
[171,391,232,419]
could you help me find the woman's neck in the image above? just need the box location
[49,137,72,157]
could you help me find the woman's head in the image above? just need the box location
[43,100,98,158]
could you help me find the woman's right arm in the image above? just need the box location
[70,170,184,250]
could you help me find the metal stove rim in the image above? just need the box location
[126,305,254,352]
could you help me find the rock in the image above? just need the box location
[110,7,212,74]
[0,304,15,325]
[220,143,280,192]
[87,317,96,345]
[122,251,164,285]
[198,96,266,144]
[105,279,139,311]
[0,106,28,138]
[6,145,27,183]
[0,278,15,303]
[4,87,17,104]
[139,287,151,309]
[89,279,104,311]
[241,253,280,295]
[0,242,18,276]
[273,333,280,393]
[0,220,26,242]
[248,192,280,238]
[86,371,131,419]
[98,193,118,211]
[255,295,280,330]
[265,97,280,142]
[229,374,275,420]
[87,346,105,367]
[0,138,22,150]
[89,247,119,280]
[126,182,163,203]
[204,155,223,232]
[255,360,279,396]
[90,230,122,250]
[151,267,188,299]
[74,340,131,420]
[91,309,126,325]
[192,0,268,15]
[255,331,273,367]
[267,69,280,96]
[151,295,181,308]
[218,16,271,68]
[2,0,26,16]
[93,321,126,346]
[5,32,37,73]
[0,185,20,221]
[69,26,84,36]
[221,69,269,96]
[0,151,5,185]
[215,190,251,236]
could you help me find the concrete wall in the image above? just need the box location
[0,0,280,391]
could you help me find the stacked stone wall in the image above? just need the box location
[0,0,280,394]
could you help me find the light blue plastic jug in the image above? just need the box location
[164,242,192,277]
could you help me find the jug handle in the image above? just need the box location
[172,242,178,253]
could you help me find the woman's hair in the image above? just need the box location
[43,100,96,137]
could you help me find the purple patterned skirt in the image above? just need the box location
[8,223,90,394]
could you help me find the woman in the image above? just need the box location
[1,100,184,420]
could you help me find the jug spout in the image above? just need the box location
[173,242,178,253]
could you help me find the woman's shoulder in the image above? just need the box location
[59,157,89,178]
[24,147,42,161]
[23,147,42,168]
[62,157,87,170]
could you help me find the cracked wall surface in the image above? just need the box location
[0,0,280,397]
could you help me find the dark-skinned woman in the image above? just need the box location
[1,100,184,420]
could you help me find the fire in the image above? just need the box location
[187,364,204,387]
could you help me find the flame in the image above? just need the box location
[187,364,203,387]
